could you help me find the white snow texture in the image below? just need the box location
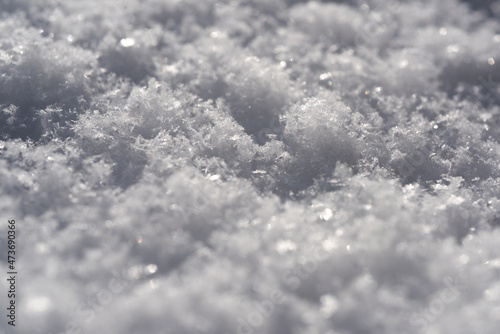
[1,0,500,333]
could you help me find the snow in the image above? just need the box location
[1,0,500,333]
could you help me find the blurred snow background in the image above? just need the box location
[1,0,500,333]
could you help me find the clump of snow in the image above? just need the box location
[1,0,500,333]
[0,16,94,140]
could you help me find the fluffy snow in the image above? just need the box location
[1,0,500,333]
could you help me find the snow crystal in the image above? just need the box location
[1,0,500,333]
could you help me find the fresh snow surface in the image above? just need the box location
[1,0,500,333]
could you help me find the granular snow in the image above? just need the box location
[1,0,500,333]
